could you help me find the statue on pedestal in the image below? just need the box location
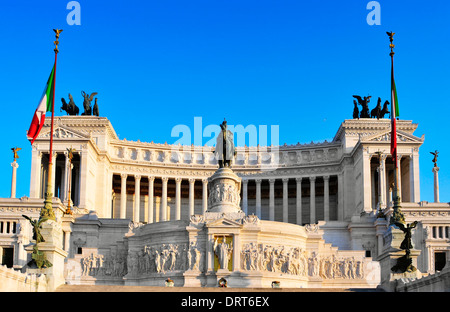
[214,119,236,168]
[22,215,53,269]
[391,221,418,273]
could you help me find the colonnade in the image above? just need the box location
[30,150,81,205]
[114,173,341,225]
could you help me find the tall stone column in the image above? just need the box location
[161,177,169,221]
[296,177,302,225]
[175,178,182,220]
[120,173,127,219]
[148,176,154,223]
[309,176,316,224]
[397,154,402,202]
[50,151,57,199]
[433,166,440,203]
[62,151,69,202]
[30,150,42,198]
[202,178,208,214]
[380,155,387,208]
[362,152,372,213]
[410,151,420,202]
[282,178,289,223]
[189,178,195,217]
[323,175,330,221]
[134,175,141,222]
[78,150,88,209]
[242,179,248,215]
[338,174,344,221]
[269,179,275,221]
[255,179,262,218]
[10,161,19,198]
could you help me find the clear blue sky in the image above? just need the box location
[0,0,449,202]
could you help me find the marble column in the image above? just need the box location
[282,178,289,223]
[50,151,57,197]
[10,161,19,198]
[62,151,69,202]
[134,175,141,222]
[397,154,402,202]
[296,177,302,225]
[242,179,248,215]
[309,176,316,224]
[148,176,154,223]
[433,166,440,203]
[161,177,168,221]
[269,179,275,221]
[120,173,127,219]
[362,152,372,213]
[189,178,195,217]
[410,151,420,202]
[255,179,262,218]
[323,175,330,221]
[175,178,182,220]
[30,150,42,198]
[380,155,387,208]
[337,174,344,221]
[78,150,88,209]
[202,178,208,214]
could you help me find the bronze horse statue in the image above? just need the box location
[380,100,390,118]
[61,93,79,115]
[371,97,382,119]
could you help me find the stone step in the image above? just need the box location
[56,284,379,292]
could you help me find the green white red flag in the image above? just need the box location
[27,65,55,145]
[390,59,399,167]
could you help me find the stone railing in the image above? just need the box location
[0,264,47,292]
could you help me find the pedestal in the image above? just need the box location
[25,219,68,291]
[207,167,242,214]
[10,161,18,198]
[433,166,440,203]
[378,225,422,291]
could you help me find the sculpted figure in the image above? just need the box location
[81,91,98,115]
[214,236,232,270]
[353,95,371,118]
[214,119,236,168]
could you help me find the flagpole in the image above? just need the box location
[387,31,405,225]
[41,29,62,221]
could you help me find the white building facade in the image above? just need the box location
[1,116,449,288]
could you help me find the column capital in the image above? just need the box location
[282,177,289,183]
[121,173,127,180]
[189,178,196,184]
[202,178,208,184]
[148,176,155,182]
[269,178,276,184]
[134,174,141,181]
[295,177,302,183]
[323,175,330,181]
[255,179,262,184]
[175,177,182,183]
[242,178,249,185]
[309,176,316,182]
[161,176,169,182]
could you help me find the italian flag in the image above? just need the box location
[390,61,399,167]
[27,65,55,145]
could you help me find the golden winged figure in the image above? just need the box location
[11,147,21,161]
